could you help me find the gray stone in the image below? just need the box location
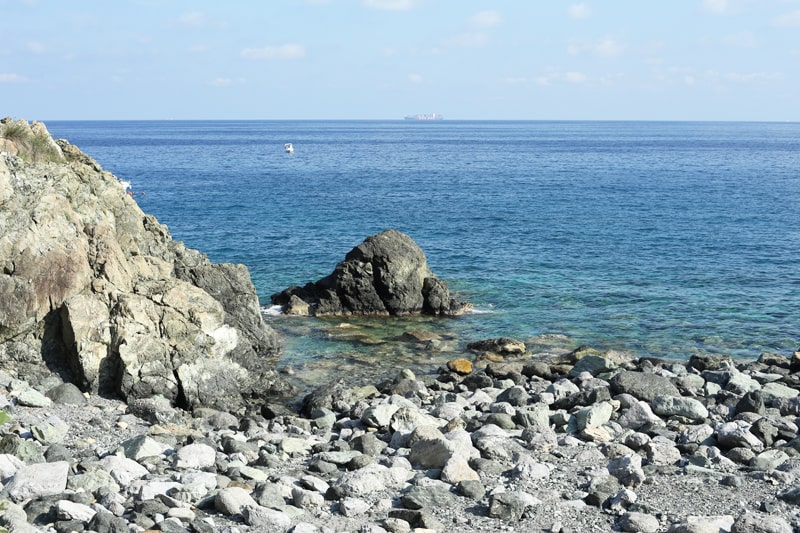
[334,463,413,497]
[67,468,120,494]
[120,434,172,460]
[292,487,325,508]
[731,511,792,532]
[610,371,681,402]
[488,491,540,521]
[56,499,96,522]
[0,434,45,463]
[340,496,371,517]
[215,486,258,516]
[617,400,663,430]
[242,505,292,532]
[750,449,789,471]
[644,436,682,466]
[575,401,613,430]
[45,382,87,404]
[5,460,69,502]
[651,395,708,421]
[618,512,660,533]
[97,455,149,486]
[608,454,646,488]
[401,485,459,510]
[15,388,52,407]
[716,421,764,451]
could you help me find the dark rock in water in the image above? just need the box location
[271,229,471,317]
[467,337,526,356]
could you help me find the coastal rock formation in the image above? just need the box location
[272,229,471,317]
[0,118,291,413]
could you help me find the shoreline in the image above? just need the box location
[3,345,800,531]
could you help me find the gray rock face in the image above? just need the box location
[271,229,471,317]
[0,118,292,413]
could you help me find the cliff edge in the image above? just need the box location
[0,118,293,413]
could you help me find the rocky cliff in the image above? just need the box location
[272,229,471,317]
[0,118,292,413]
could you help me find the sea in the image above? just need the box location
[46,120,800,394]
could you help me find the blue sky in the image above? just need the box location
[2,0,799,120]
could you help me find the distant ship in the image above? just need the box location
[404,113,443,121]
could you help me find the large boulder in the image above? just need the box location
[272,229,471,317]
[0,118,292,413]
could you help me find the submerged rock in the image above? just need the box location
[271,229,471,317]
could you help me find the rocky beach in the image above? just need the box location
[2,118,800,532]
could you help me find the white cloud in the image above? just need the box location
[723,31,756,48]
[471,10,502,28]
[26,41,46,54]
[444,32,489,48]
[702,0,734,15]
[536,70,589,86]
[241,44,306,60]
[209,77,245,87]
[0,73,29,83]
[362,0,417,10]
[568,37,624,57]
[408,73,423,83]
[568,3,592,19]
[177,11,208,28]
[773,10,800,27]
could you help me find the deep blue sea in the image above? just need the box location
[46,120,800,390]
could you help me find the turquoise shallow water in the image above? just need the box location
[47,120,800,389]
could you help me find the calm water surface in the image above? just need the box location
[47,120,800,390]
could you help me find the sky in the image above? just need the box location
[1,0,799,121]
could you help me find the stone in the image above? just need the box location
[618,512,660,533]
[120,434,172,460]
[575,401,613,430]
[242,505,292,531]
[174,442,216,469]
[68,468,120,494]
[457,479,486,500]
[467,337,526,356]
[488,491,540,521]
[651,395,708,421]
[45,382,87,404]
[441,456,480,484]
[716,421,764,451]
[750,449,789,471]
[401,485,459,510]
[333,463,413,497]
[447,358,473,374]
[607,454,646,488]
[617,400,663,430]
[56,499,96,522]
[5,460,69,502]
[644,436,682,466]
[98,455,149,486]
[340,496,371,517]
[15,388,52,407]
[272,229,470,317]
[610,371,681,402]
[731,511,792,532]
[215,486,258,516]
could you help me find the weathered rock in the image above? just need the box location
[467,337,526,356]
[731,511,792,533]
[610,371,681,402]
[272,229,470,317]
[5,460,69,502]
[0,121,291,413]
